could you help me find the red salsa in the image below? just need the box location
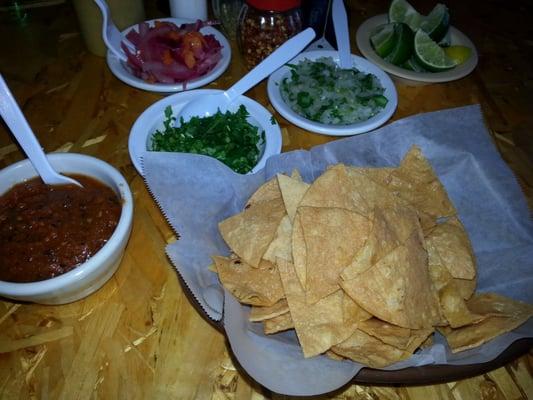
[0,175,122,283]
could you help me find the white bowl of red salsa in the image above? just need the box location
[0,153,133,304]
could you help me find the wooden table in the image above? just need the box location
[0,1,531,399]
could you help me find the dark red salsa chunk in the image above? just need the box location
[0,174,122,283]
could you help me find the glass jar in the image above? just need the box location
[237,0,303,69]
[212,0,244,40]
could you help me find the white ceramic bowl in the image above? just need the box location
[106,17,231,93]
[267,50,398,136]
[129,89,283,175]
[0,153,133,304]
[356,14,478,86]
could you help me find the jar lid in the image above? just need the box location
[245,0,301,12]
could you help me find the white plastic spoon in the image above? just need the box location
[93,0,135,62]
[332,0,353,69]
[178,27,316,122]
[0,75,82,187]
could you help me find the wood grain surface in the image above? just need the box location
[0,0,531,399]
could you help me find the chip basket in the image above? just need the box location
[175,270,532,387]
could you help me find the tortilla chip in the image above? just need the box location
[425,216,476,280]
[299,206,370,304]
[219,196,286,267]
[299,165,369,215]
[341,206,420,280]
[325,350,346,361]
[427,251,479,328]
[345,168,410,211]
[341,232,441,329]
[343,292,372,324]
[291,212,307,289]
[264,311,294,334]
[454,278,477,300]
[417,213,439,235]
[404,330,435,354]
[440,293,533,353]
[290,169,303,180]
[277,259,357,357]
[466,293,522,316]
[386,146,456,219]
[353,167,395,184]
[277,173,309,222]
[249,299,289,322]
[246,176,281,206]
[357,318,433,352]
[427,251,453,290]
[213,256,284,306]
[330,329,413,368]
[438,282,484,328]
[420,335,434,349]
[263,215,293,263]
[300,164,418,222]
[357,318,409,345]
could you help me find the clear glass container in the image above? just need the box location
[237,0,303,69]
[211,0,244,40]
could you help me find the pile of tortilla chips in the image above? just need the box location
[212,146,533,368]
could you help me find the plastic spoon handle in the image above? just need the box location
[224,27,316,102]
[332,0,352,69]
[93,0,131,61]
[0,75,81,187]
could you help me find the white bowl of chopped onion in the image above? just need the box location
[106,17,231,93]
[267,50,397,136]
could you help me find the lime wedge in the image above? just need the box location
[402,56,428,72]
[370,23,398,57]
[384,23,414,66]
[420,3,450,42]
[444,46,471,65]
[414,29,456,72]
[389,0,423,30]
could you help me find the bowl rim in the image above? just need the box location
[355,14,479,83]
[106,17,232,93]
[267,49,398,136]
[128,88,283,175]
[0,153,133,295]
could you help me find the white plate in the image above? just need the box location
[356,14,478,84]
[106,18,231,93]
[267,50,397,136]
[129,89,282,175]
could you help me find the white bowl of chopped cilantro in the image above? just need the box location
[129,89,282,175]
[267,50,397,136]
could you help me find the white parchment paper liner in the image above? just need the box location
[143,105,533,396]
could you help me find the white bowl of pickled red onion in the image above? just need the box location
[106,17,231,93]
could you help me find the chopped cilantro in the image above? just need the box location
[150,105,264,174]
[296,91,314,108]
[373,95,388,107]
[290,68,300,82]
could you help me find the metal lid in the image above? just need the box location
[245,0,301,12]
